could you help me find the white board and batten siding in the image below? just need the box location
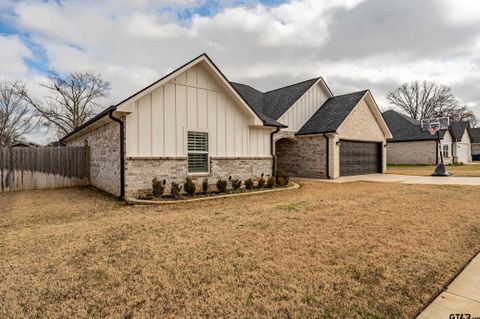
[125,63,272,158]
[277,82,331,133]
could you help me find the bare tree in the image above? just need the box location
[16,70,111,136]
[431,104,478,127]
[0,80,35,146]
[387,80,457,119]
[387,80,477,126]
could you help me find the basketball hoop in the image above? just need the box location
[427,123,440,135]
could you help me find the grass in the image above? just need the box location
[1,181,480,318]
[387,163,480,176]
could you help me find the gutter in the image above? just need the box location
[108,109,125,199]
[323,133,331,179]
[270,127,281,176]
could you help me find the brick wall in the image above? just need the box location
[275,135,327,178]
[125,157,272,198]
[67,121,121,196]
[387,141,438,165]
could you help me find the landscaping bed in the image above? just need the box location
[137,172,292,202]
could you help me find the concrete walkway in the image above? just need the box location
[417,253,480,318]
[305,174,480,186]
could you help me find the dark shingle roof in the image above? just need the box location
[472,127,480,143]
[382,110,446,142]
[449,122,469,142]
[231,78,320,121]
[296,90,367,135]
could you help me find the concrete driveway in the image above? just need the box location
[304,174,480,186]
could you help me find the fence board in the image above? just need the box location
[0,147,90,192]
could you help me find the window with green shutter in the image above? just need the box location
[188,131,209,173]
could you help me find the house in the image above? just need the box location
[472,128,480,161]
[383,110,472,165]
[61,53,392,198]
[10,141,41,147]
[449,122,472,163]
[233,84,392,178]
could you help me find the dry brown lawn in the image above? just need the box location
[1,181,480,318]
[387,163,480,177]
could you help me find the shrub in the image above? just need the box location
[266,176,276,188]
[276,169,289,185]
[202,178,209,194]
[257,174,265,189]
[231,178,242,190]
[276,176,286,186]
[152,178,166,198]
[184,177,196,196]
[216,179,228,193]
[170,182,182,198]
[245,178,254,190]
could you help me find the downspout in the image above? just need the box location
[109,110,125,199]
[270,127,281,176]
[323,133,331,179]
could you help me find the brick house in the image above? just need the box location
[472,128,480,160]
[383,110,472,165]
[61,54,392,198]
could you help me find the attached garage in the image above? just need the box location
[339,140,382,176]
[287,90,392,179]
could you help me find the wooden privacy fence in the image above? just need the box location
[0,147,90,192]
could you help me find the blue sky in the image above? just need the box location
[1,0,480,143]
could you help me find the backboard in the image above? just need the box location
[421,117,449,134]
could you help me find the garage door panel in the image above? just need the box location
[340,140,381,176]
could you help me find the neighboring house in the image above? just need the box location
[61,53,392,198]
[449,122,472,164]
[472,128,480,160]
[10,141,41,147]
[383,110,473,165]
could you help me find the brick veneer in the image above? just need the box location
[125,157,272,197]
[387,141,438,165]
[67,121,121,196]
[275,135,327,178]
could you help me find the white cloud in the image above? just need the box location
[0,35,33,77]
[437,0,480,25]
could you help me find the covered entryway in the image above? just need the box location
[339,140,382,176]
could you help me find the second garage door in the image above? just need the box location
[340,140,382,176]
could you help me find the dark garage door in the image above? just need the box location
[340,140,381,176]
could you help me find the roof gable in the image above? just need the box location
[449,122,469,142]
[231,78,332,121]
[116,53,264,126]
[296,90,367,135]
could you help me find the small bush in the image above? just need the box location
[184,177,196,196]
[170,182,182,198]
[257,174,265,189]
[245,178,254,190]
[216,179,228,193]
[266,176,276,188]
[276,169,289,185]
[152,178,166,198]
[202,178,209,194]
[276,176,286,186]
[231,179,242,190]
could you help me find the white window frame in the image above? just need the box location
[186,129,210,175]
[442,144,449,158]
